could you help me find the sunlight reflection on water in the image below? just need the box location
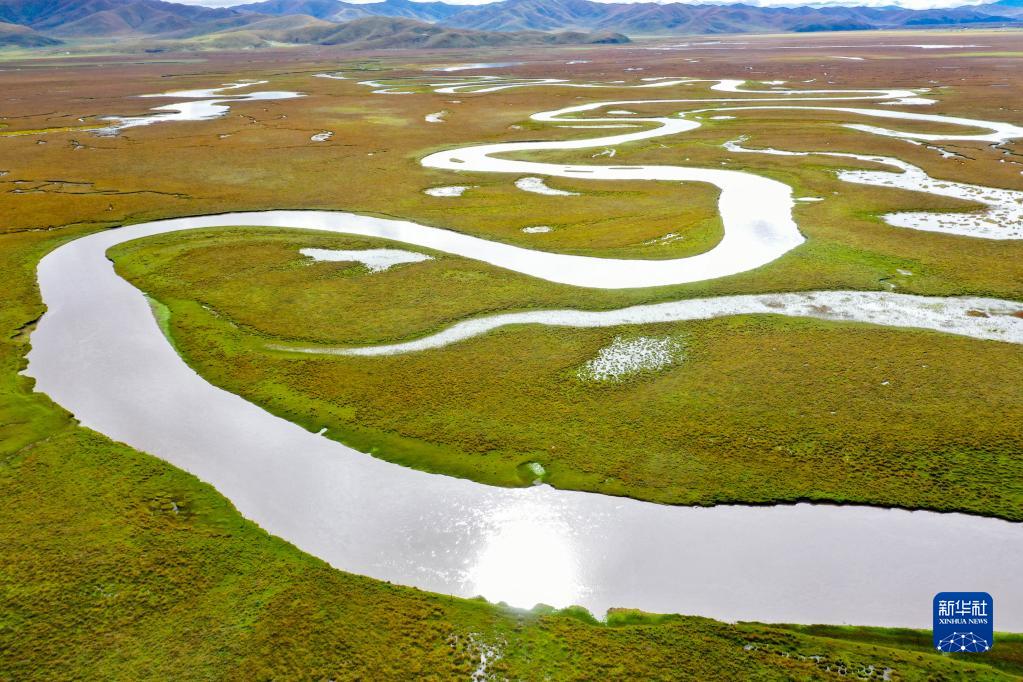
[467,495,584,609]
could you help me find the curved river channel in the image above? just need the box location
[26,77,1023,628]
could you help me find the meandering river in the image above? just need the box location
[26,77,1023,627]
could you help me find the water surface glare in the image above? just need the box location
[26,213,1023,628]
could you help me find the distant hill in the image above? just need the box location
[983,0,1023,16]
[0,18,61,44]
[237,0,1021,34]
[0,0,1020,49]
[232,0,367,23]
[437,0,1016,34]
[235,0,464,24]
[209,14,628,48]
[440,0,606,32]
[0,0,250,37]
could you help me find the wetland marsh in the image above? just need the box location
[3,31,1023,679]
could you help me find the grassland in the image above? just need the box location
[3,33,1023,678]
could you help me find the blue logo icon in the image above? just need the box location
[933,592,993,653]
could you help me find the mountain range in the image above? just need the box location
[1,0,1021,49]
[236,0,1023,32]
[228,14,628,47]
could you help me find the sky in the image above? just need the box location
[180,0,991,12]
